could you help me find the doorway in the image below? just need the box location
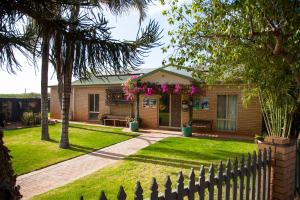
[159,94,170,126]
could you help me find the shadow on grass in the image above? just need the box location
[125,146,252,170]
[69,125,136,138]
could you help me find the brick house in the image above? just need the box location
[50,66,262,135]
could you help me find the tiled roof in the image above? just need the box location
[50,66,195,87]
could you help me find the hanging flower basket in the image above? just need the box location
[122,76,204,99]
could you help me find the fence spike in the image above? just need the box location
[99,191,107,200]
[251,151,257,200]
[134,181,143,200]
[117,186,127,200]
[225,158,231,200]
[239,155,245,200]
[80,195,84,200]
[256,150,262,200]
[217,161,223,200]
[188,168,195,200]
[232,157,238,200]
[199,165,205,200]
[150,178,158,200]
[208,163,214,200]
[245,153,251,200]
[164,176,172,199]
[177,171,184,200]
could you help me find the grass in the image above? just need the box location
[3,123,137,175]
[33,137,257,200]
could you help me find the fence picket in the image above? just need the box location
[251,151,257,200]
[245,153,251,200]
[232,157,238,200]
[177,171,184,200]
[239,155,245,200]
[217,161,223,200]
[225,159,231,200]
[208,163,214,200]
[134,181,143,200]
[117,186,127,200]
[150,178,158,200]
[256,150,262,200]
[262,148,267,200]
[80,148,272,200]
[80,195,84,200]
[188,168,195,200]
[99,191,107,200]
[164,176,172,200]
[198,165,205,200]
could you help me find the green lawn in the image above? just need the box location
[33,137,257,200]
[3,123,137,175]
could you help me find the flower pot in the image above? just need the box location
[181,126,192,137]
[129,121,139,132]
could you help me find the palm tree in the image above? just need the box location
[53,2,161,148]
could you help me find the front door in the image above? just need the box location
[170,94,181,127]
[159,94,170,126]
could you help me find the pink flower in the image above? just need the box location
[145,87,154,96]
[161,83,169,93]
[190,85,197,95]
[173,84,181,94]
[130,75,139,80]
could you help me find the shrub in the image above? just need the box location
[21,112,41,126]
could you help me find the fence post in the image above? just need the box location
[199,165,205,200]
[134,181,143,200]
[188,168,195,200]
[258,136,297,200]
[117,186,127,200]
[150,178,158,200]
[177,171,184,200]
[164,176,172,200]
[208,163,214,200]
[217,161,223,200]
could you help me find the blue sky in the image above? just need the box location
[0,3,173,94]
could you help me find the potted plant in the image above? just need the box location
[129,119,139,132]
[181,123,192,137]
[254,134,264,144]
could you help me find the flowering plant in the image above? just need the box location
[123,76,202,99]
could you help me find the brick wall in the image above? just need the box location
[193,85,262,135]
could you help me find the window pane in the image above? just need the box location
[217,95,226,118]
[227,95,237,120]
[95,94,99,112]
[89,113,98,120]
[89,94,94,112]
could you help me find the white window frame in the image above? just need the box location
[217,95,237,131]
[88,94,99,120]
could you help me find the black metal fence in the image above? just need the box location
[80,148,271,200]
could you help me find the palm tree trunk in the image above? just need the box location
[41,31,50,141]
[59,70,72,148]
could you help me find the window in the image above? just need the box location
[143,98,157,108]
[193,98,209,110]
[88,94,99,120]
[217,95,237,131]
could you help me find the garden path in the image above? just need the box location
[17,130,179,199]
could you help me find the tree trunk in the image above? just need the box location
[135,94,140,122]
[59,69,72,148]
[41,31,50,141]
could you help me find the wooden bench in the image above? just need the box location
[103,115,128,127]
[192,119,213,131]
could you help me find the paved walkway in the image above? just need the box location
[17,132,179,199]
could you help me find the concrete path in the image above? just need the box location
[17,132,179,199]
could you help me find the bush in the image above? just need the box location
[21,112,41,126]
